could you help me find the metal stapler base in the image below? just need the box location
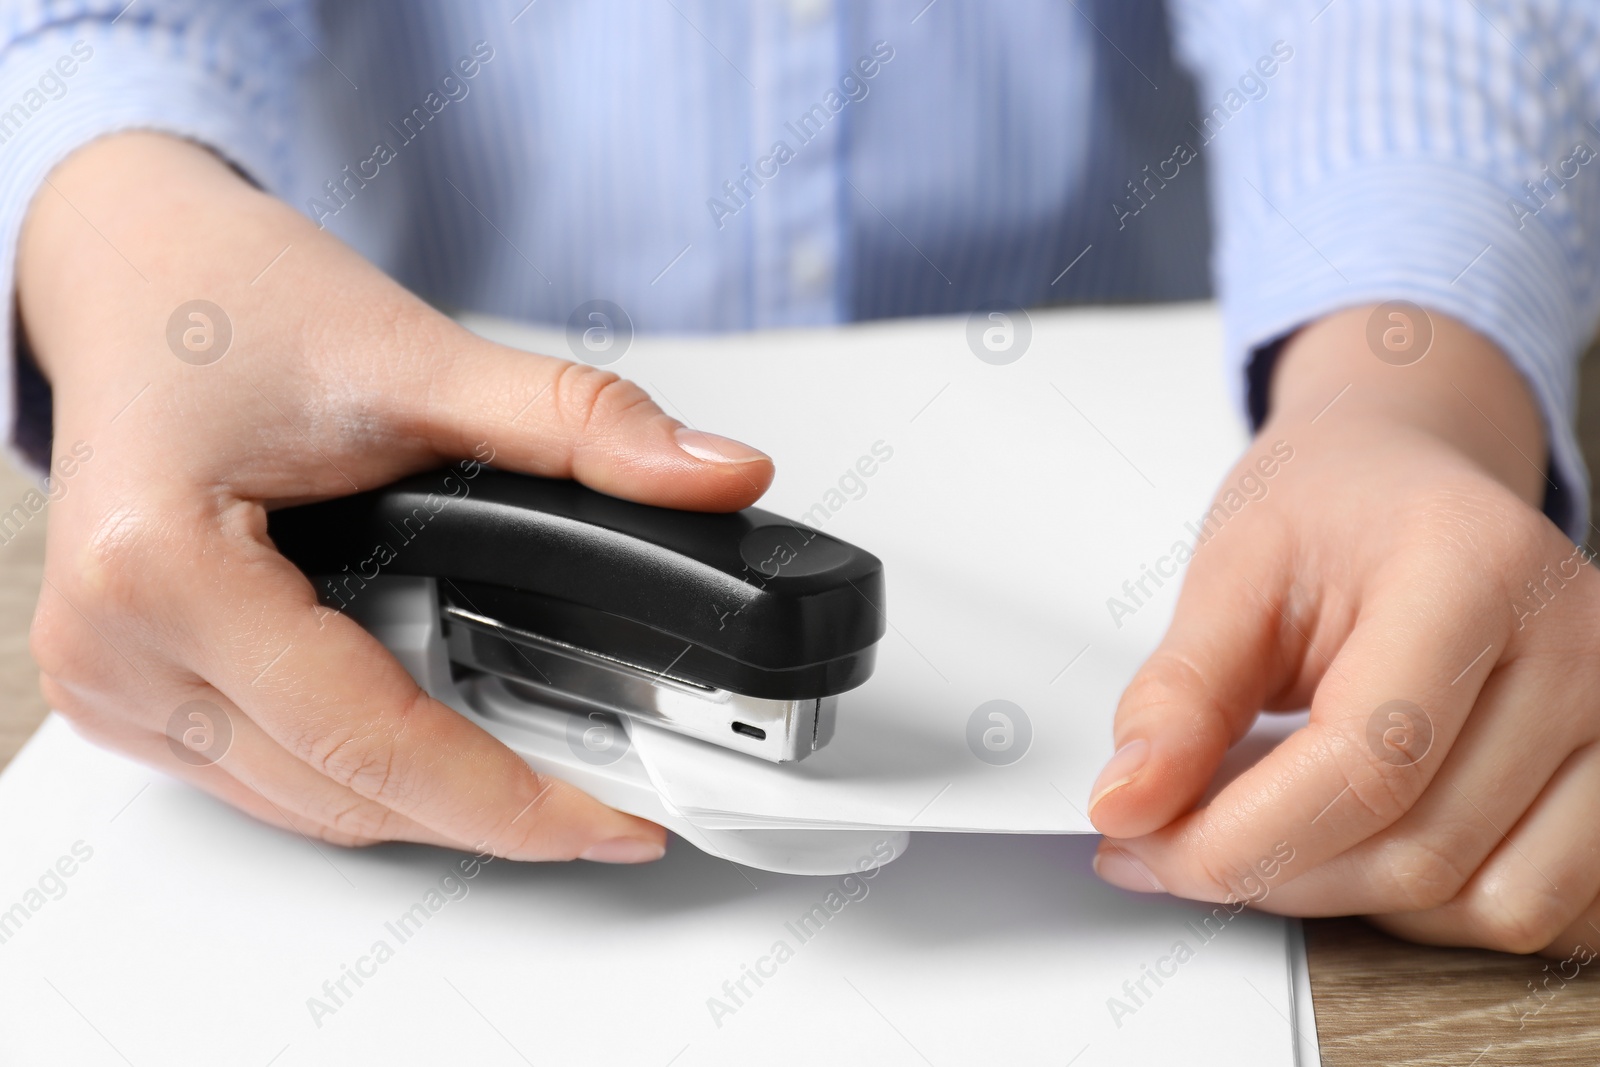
[340,575,908,876]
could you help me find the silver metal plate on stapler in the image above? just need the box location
[441,606,837,763]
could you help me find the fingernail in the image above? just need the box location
[580,837,666,864]
[1088,738,1150,814]
[674,427,769,465]
[1093,849,1166,893]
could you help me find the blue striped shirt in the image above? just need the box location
[0,0,1595,533]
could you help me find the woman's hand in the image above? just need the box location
[1090,303,1600,957]
[18,131,774,863]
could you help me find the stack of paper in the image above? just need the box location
[0,717,1316,1064]
[463,304,1298,837]
[0,305,1321,1063]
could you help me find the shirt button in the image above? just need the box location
[788,0,831,29]
[790,239,832,295]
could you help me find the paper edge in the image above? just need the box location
[1288,919,1323,1066]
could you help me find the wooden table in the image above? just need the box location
[4,350,1600,1064]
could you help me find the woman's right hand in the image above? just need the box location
[17,130,774,863]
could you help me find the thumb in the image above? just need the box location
[1089,527,1294,839]
[415,331,773,512]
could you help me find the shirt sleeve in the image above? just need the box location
[0,1,311,475]
[1168,0,1600,540]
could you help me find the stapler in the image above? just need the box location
[269,462,904,874]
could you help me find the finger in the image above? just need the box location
[52,708,381,848]
[1089,504,1295,838]
[1369,743,1600,955]
[46,674,461,849]
[1095,571,1506,903]
[189,539,669,864]
[161,683,470,851]
[418,334,773,511]
[1246,656,1578,916]
[1544,897,1600,962]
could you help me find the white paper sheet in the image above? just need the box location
[0,305,1321,1064]
[460,304,1293,833]
[0,717,1315,1066]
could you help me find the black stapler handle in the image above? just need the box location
[267,465,886,701]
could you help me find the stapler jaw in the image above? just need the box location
[439,603,836,762]
[343,574,907,876]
